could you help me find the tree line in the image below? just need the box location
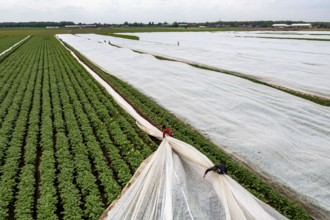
[108,21,330,28]
[0,21,74,28]
[1,21,329,29]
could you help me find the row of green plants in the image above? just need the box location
[0,36,32,119]
[0,36,38,165]
[14,43,43,220]
[0,37,41,219]
[0,35,26,54]
[64,41,311,219]
[0,35,159,219]
[52,36,158,218]
[0,36,29,70]
[0,40,35,166]
[57,40,120,215]
[37,39,59,219]
[53,50,105,219]
[48,43,85,219]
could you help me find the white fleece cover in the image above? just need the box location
[58,36,288,220]
[57,33,330,216]
[75,31,330,99]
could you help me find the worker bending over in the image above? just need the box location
[203,164,227,178]
[162,125,173,138]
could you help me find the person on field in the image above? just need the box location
[162,125,173,138]
[203,164,227,178]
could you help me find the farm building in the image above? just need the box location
[291,23,312,28]
[178,23,188,28]
[272,23,312,28]
[272,24,290,28]
[65,24,97,28]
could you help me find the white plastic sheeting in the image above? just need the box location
[101,138,287,220]
[75,32,330,99]
[57,34,330,216]
[58,37,288,219]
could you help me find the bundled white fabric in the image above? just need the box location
[57,36,287,220]
[100,137,287,220]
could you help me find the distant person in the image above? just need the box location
[203,164,227,178]
[162,125,173,138]
[177,41,180,46]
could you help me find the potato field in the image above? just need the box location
[0,36,158,219]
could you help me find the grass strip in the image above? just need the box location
[257,36,330,41]
[108,33,139,40]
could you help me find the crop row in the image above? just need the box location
[66,42,311,219]
[51,36,157,218]
[0,36,158,219]
[0,35,26,54]
[0,36,41,219]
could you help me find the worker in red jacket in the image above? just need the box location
[162,125,173,138]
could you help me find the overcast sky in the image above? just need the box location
[1,0,329,24]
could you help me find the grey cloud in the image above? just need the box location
[0,0,329,23]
